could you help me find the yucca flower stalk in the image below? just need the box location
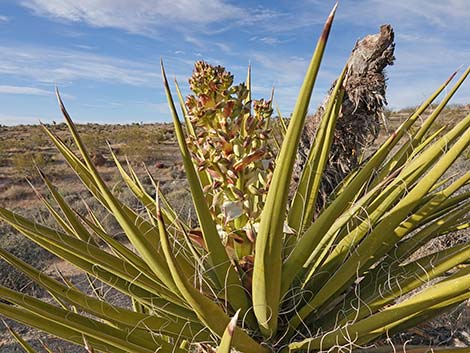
[185,61,275,259]
[1,4,470,353]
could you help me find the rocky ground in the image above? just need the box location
[1,107,470,351]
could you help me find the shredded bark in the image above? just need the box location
[293,24,395,210]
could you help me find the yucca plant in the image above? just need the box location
[2,4,470,353]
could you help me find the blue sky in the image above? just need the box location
[0,0,469,125]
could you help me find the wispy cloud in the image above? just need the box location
[2,0,468,126]
[338,0,470,30]
[249,51,338,114]
[20,0,291,40]
[0,85,52,96]
[251,51,336,86]
[184,35,206,49]
[214,42,233,54]
[0,45,163,86]
[21,0,246,35]
[250,36,282,45]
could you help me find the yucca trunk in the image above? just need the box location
[294,24,395,210]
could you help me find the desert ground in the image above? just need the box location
[1,106,470,352]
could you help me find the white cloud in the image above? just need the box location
[0,45,163,86]
[386,46,470,108]
[251,51,336,87]
[5,0,468,118]
[184,35,206,49]
[248,51,338,114]
[214,42,232,54]
[21,0,245,34]
[0,15,9,22]
[250,36,282,45]
[338,0,470,29]
[0,85,52,96]
[252,53,309,85]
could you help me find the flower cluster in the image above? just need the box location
[185,61,274,256]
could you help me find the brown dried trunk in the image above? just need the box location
[293,24,395,210]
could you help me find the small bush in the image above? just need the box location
[11,152,49,177]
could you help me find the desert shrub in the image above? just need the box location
[110,125,163,164]
[81,132,106,155]
[0,205,56,296]
[11,152,49,177]
[0,231,53,295]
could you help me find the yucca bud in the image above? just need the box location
[248,184,259,194]
[259,132,268,140]
[243,137,252,148]
[227,169,237,180]
[233,144,242,157]
[230,186,245,199]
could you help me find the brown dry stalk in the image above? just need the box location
[293,24,395,210]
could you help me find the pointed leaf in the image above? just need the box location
[252,3,337,336]
[217,310,240,353]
